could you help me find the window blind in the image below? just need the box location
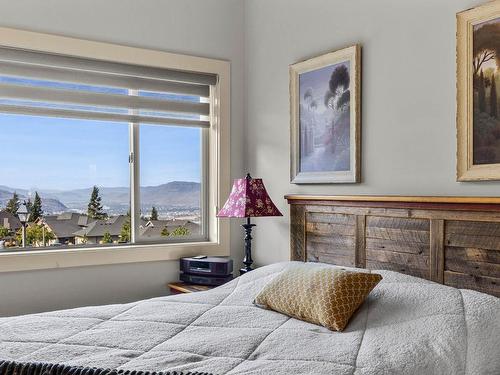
[0,47,217,128]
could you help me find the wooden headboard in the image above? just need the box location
[286,195,500,297]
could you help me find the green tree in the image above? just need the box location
[0,226,9,239]
[5,192,20,215]
[102,231,113,244]
[171,226,190,236]
[87,186,107,219]
[29,192,43,222]
[490,73,498,119]
[160,227,170,237]
[119,212,131,243]
[16,224,55,246]
[150,206,158,221]
[479,69,487,113]
[37,225,54,246]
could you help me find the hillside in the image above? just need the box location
[0,181,200,215]
[0,189,68,214]
[141,181,200,207]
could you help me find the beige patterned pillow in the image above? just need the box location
[254,264,382,331]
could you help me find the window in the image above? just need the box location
[138,124,206,242]
[0,115,131,248]
[0,28,230,271]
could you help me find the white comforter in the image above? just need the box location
[0,262,499,375]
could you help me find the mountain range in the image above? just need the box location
[0,181,200,215]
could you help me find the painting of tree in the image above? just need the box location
[298,61,351,173]
[290,45,360,183]
[472,17,500,165]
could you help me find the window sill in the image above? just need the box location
[0,241,229,273]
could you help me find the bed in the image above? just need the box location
[1,195,500,375]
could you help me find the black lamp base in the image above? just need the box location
[240,217,256,275]
[239,267,252,275]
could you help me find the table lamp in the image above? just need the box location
[217,173,282,274]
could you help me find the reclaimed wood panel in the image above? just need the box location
[365,238,429,255]
[305,242,356,259]
[430,220,445,283]
[444,271,500,297]
[445,218,500,294]
[288,196,500,297]
[365,260,429,280]
[306,222,356,236]
[355,215,366,268]
[308,251,355,267]
[307,234,356,248]
[304,204,500,222]
[306,212,356,225]
[366,249,429,269]
[367,216,429,230]
[445,233,500,251]
[446,246,500,264]
[366,226,430,244]
[306,212,356,266]
[446,220,500,236]
[290,204,306,261]
[365,216,430,278]
[445,255,500,278]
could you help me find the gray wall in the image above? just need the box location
[244,0,500,266]
[0,0,245,316]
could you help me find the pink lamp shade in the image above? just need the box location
[217,175,282,218]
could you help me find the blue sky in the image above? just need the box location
[0,113,201,191]
[0,75,202,191]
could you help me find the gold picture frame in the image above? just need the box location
[290,45,361,184]
[457,1,500,181]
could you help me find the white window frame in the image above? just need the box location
[0,27,230,273]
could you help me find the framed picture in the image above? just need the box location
[290,45,361,184]
[457,1,500,181]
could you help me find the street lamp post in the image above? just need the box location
[17,202,29,248]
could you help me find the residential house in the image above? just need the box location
[0,210,22,247]
[74,215,128,245]
[38,213,94,245]
[0,210,22,235]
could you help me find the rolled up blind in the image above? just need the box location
[0,47,217,128]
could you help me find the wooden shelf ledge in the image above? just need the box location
[284,195,500,205]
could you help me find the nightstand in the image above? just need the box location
[168,282,215,294]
